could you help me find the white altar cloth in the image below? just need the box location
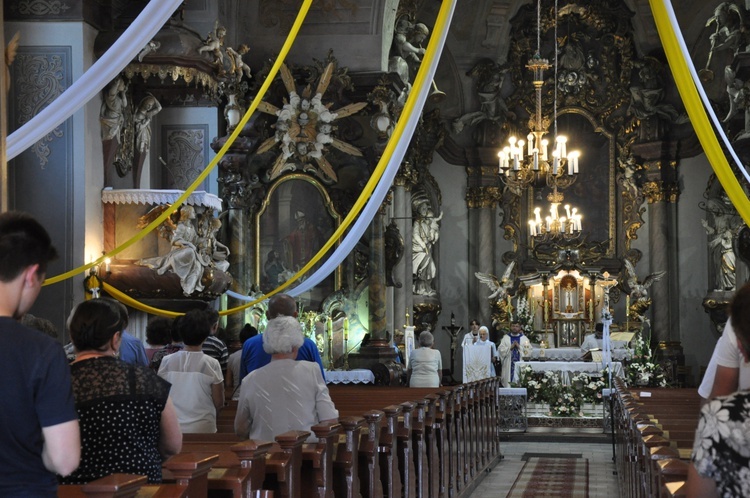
[514,361,624,385]
[324,369,375,385]
[529,347,631,362]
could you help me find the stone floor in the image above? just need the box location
[469,433,620,498]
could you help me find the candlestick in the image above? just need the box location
[326,316,334,370]
[343,317,349,341]
[625,294,630,330]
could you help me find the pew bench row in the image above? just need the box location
[612,378,701,498]
[59,378,504,498]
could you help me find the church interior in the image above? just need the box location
[2,0,748,495]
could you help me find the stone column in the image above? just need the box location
[392,182,409,336]
[369,211,388,342]
[642,172,679,345]
[467,184,502,339]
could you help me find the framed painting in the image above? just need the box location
[254,174,341,309]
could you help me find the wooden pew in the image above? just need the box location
[58,473,187,498]
[612,378,701,498]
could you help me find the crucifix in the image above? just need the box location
[442,312,463,383]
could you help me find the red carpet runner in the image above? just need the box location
[506,457,589,497]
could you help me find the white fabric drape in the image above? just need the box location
[657,0,750,183]
[6,0,182,160]
[286,0,458,297]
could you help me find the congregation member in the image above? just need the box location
[0,212,80,495]
[21,313,59,338]
[697,282,750,400]
[145,316,173,362]
[408,330,442,387]
[461,318,480,347]
[687,283,750,496]
[158,309,224,433]
[499,319,531,387]
[150,314,184,371]
[111,300,149,367]
[61,298,182,484]
[476,326,499,376]
[201,308,229,373]
[240,293,325,379]
[226,323,258,398]
[235,315,338,441]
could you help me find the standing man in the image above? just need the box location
[499,320,531,387]
[0,212,80,495]
[240,294,325,380]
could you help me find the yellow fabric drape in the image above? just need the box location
[44,0,315,286]
[649,0,750,225]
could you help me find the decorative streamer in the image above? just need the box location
[101,0,457,317]
[43,0,315,285]
[649,0,750,225]
[7,0,183,160]
[221,0,458,312]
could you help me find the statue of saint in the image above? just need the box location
[412,205,442,296]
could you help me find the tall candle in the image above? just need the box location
[343,317,350,341]
[326,316,332,335]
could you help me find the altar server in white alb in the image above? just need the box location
[476,326,499,376]
[499,320,531,387]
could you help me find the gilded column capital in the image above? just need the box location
[642,180,680,204]
[466,186,502,209]
[394,161,418,189]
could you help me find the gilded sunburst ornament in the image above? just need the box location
[256,62,367,183]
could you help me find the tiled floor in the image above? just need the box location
[469,436,620,498]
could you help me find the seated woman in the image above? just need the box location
[158,310,224,433]
[60,298,182,484]
[408,331,442,387]
[234,316,338,442]
[687,284,750,497]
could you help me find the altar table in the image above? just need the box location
[324,369,375,385]
[514,360,624,385]
[529,347,631,362]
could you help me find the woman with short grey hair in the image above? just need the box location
[408,331,442,387]
[235,316,338,441]
[262,316,304,354]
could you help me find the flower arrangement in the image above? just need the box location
[549,389,583,417]
[515,366,608,417]
[625,333,667,387]
[571,371,606,404]
[514,296,542,344]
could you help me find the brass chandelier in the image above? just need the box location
[499,0,583,241]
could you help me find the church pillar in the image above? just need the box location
[642,160,680,345]
[392,179,412,337]
[466,181,502,339]
[369,210,388,341]
[213,136,255,339]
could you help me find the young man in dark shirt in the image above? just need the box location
[0,212,80,496]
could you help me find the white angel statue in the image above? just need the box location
[475,261,516,302]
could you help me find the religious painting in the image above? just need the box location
[255,174,340,309]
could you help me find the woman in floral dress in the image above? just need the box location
[687,286,750,497]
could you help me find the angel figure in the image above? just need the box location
[198,21,226,65]
[226,45,252,80]
[622,259,666,323]
[475,260,516,302]
[137,40,161,62]
[138,205,210,296]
